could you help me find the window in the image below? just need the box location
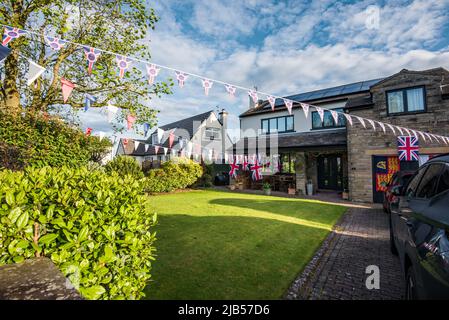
[387,86,425,115]
[261,116,294,134]
[205,127,221,140]
[405,167,427,198]
[435,165,449,195]
[151,134,158,145]
[311,108,346,129]
[416,164,444,198]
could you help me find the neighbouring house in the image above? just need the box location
[116,109,232,166]
[237,67,449,203]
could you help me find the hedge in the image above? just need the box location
[0,111,111,169]
[0,166,157,300]
[143,159,203,193]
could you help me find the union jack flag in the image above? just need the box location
[397,136,419,161]
[2,27,26,46]
[250,158,263,181]
[83,47,101,75]
[229,158,239,178]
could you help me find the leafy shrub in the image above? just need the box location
[104,156,144,180]
[0,166,157,300]
[194,164,213,188]
[143,159,203,193]
[0,111,112,169]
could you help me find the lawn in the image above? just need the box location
[144,189,347,299]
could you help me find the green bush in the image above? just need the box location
[0,111,112,169]
[104,156,144,180]
[194,164,213,188]
[0,166,157,300]
[143,159,203,193]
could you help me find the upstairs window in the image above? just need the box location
[311,108,346,129]
[205,127,221,140]
[261,115,294,134]
[387,86,425,115]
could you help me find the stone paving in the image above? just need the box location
[286,207,405,300]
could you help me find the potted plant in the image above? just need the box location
[342,177,349,200]
[287,183,296,195]
[306,179,313,195]
[263,182,272,196]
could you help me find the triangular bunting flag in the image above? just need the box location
[367,119,376,131]
[268,96,276,111]
[343,113,353,126]
[248,90,258,104]
[300,103,309,118]
[315,107,325,122]
[202,78,213,95]
[106,104,118,123]
[157,128,165,143]
[225,84,236,97]
[143,123,150,137]
[98,131,105,141]
[116,55,131,79]
[61,78,75,103]
[154,145,160,154]
[330,110,339,125]
[146,64,160,85]
[387,124,396,135]
[145,144,149,152]
[356,116,366,128]
[163,147,168,156]
[127,114,136,130]
[45,37,66,51]
[2,27,26,46]
[0,45,11,62]
[175,71,188,87]
[134,141,140,150]
[84,94,97,112]
[27,60,46,86]
[169,131,175,148]
[83,47,101,75]
[283,99,293,115]
[377,121,386,133]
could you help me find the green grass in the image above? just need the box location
[144,189,347,300]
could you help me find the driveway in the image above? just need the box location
[286,206,405,300]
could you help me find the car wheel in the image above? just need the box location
[405,266,417,300]
[389,217,398,255]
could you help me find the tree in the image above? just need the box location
[0,0,173,131]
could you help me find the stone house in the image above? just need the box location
[237,67,449,203]
[116,109,232,165]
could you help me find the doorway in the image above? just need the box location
[317,154,343,190]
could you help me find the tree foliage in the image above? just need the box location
[0,0,173,130]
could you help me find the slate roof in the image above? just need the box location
[235,128,347,151]
[240,78,384,117]
[119,110,215,156]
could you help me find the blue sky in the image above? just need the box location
[79,0,449,141]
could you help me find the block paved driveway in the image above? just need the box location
[286,206,405,300]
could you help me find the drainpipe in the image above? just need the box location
[218,108,228,165]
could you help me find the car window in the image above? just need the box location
[435,165,449,195]
[415,164,444,199]
[405,167,427,198]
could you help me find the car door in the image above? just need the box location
[413,163,449,298]
[391,167,427,257]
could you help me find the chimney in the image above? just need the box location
[218,109,228,164]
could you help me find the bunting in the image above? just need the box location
[143,123,151,137]
[146,64,160,85]
[268,96,276,111]
[168,131,175,148]
[45,37,66,51]
[84,94,97,112]
[248,90,258,104]
[300,103,309,118]
[202,78,213,95]
[225,84,236,97]
[0,45,11,62]
[26,60,45,86]
[2,27,26,46]
[315,107,325,123]
[83,47,101,75]
[85,127,92,136]
[106,104,118,123]
[250,158,263,181]
[330,110,339,125]
[127,114,136,130]
[343,113,353,126]
[134,141,140,150]
[61,78,75,103]
[175,71,188,88]
[116,55,131,78]
[283,99,293,115]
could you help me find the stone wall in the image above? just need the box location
[347,68,449,202]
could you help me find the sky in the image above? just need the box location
[78,0,449,142]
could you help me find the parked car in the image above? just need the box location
[390,154,449,299]
[383,171,414,214]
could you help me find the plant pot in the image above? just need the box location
[342,191,349,200]
[306,183,313,196]
[288,188,296,195]
[237,184,244,190]
[229,185,236,190]
[264,188,271,196]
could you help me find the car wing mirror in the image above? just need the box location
[391,185,403,196]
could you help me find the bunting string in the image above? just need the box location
[2,24,449,145]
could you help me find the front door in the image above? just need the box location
[317,155,343,190]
